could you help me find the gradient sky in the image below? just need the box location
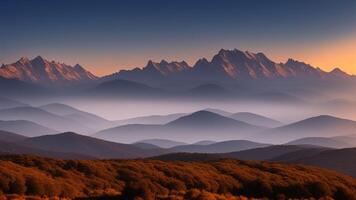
[0,0,355,76]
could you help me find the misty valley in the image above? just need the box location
[1,47,356,199]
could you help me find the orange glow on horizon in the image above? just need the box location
[55,33,356,77]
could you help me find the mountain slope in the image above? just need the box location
[253,115,356,143]
[0,106,91,135]
[169,140,270,153]
[115,113,186,125]
[0,120,56,137]
[167,110,258,128]
[223,145,327,161]
[294,148,356,177]
[39,103,111,130]
[0,140,92,159]
[94,111,263,143]
[0,56,97,85]
[286,136,356,148]
[19,132,168,159]
[0,77,45,97]
[229,112,283,127]
[203,108,233,116]
[0,130,27,143]
[92,79,161,96]
[0,97,28,109]
[114,60,191,86]
[134,139,187,148]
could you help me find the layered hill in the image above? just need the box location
[0,106,92,135]
[94,111,263,143]
[252,115,356,143]
[17,132,168,159]
[39,103,112,130]
[286,136,356,148]
[229,112,283,127]
[169,140,270,153]
[0,120,56,137]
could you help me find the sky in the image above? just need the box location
[0,0,355,76]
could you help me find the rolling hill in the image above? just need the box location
[19,132,168,159]
[39,103,112,130]
[229,112,283,127]
[0,120,56,137]
[169,140,270,153]
[134,139,187,148]
[223,145,328,161]
[253,115,356,143]
[293,148,356,177]
[0,130,26,143]
[286,136,356,148]
[116,113,186,125]
[0,106,92,135]
[0,97,28,109]
[94,111,263,143]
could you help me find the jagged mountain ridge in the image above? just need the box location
[1,49,353,88]
[0,56,97,85]
[110,49,352,86]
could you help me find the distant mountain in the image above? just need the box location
[253,115,356,143]
[0,130,26,143]
[0,120,56,137]
[39,103,112,130]
[116,113,186,125]
[293,148,356,177]
[203,108,233,116]
[193,140,217,145]
[94,111,263,143]
[132,142,161,149]
[223,145,327,161]
[151,152,222,161]
[250,92,306,104]
[92,79,162,96]
[286,136,356,148]
[0,97,28,109]
[330,135,356,146]
[19,132,168,159]
[111,49,353,87]
[134,139,187,148]
[109,60,191,86]
[169,140,270,153]
[270,147,332,163]
[0,106,92,135]
[0,136,92,159]
[185,84,229,97]
[0,140,93,159]
[0,56,97,85]
[167,110,258,128]
[229,112,283,127]
[0,77,45,97]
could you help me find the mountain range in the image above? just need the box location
[0,56,97,85]
[1,49,354,91]
[107,49,354,88]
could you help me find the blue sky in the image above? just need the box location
[1,0,356,75]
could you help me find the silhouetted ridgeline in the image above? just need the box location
[0,155,356,200]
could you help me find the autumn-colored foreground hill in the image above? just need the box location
[0,155,356,200]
